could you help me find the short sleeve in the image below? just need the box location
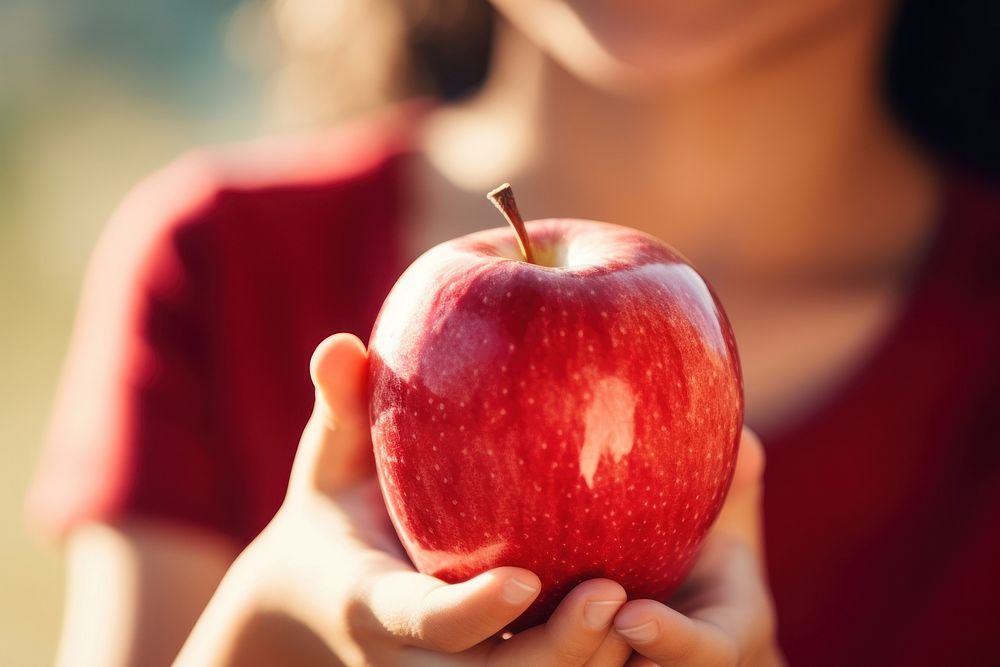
[26,154,236,541]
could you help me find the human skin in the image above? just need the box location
[416,0,938,431]
[54,0,939,662]
[173,334,778,666]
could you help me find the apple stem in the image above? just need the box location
[488,183,536,264]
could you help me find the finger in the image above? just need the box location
[614,598,736,667]
[615,537,774,667]
[490,579,627,667]
[310,332,369,434]
[729,427,765,495]
[624,657,658,667]
[362,566,541,653]
[290,333,373,494]
[712,427,765,547]
[583,628,633,666]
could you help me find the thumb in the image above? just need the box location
[310,332,369,434]
[289,333,374,496]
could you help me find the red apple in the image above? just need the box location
[368,184,743,630]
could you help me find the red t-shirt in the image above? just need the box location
[28,113,1000,666]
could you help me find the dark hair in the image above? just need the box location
[885,0,1000,177]
[408,1,1000,178]
[278,0,999,177]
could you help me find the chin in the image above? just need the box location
[493,0,865,96]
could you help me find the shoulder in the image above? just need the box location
[98,105,418,273]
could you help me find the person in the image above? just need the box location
[28,0,1000,665]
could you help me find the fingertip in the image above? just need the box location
[309,333,367,388]
[613,598,663,627]
[734,427,765,488]
[582,577,628,602]
[309,333,369,428]
[613,599,667,646]
[479,567,541,606]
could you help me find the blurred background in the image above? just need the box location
[1,1,268,663]
[1,0,997,664]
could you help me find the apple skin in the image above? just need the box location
[368,219,743,631]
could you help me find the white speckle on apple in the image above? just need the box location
[579,376,636,490]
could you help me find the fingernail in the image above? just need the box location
[617,619,659,644]
[502,577,539,604]
[583,600,621,629]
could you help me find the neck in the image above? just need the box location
[426,7,938,288]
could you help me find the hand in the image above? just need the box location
[610,429,784,666]
[181,333,633,666]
